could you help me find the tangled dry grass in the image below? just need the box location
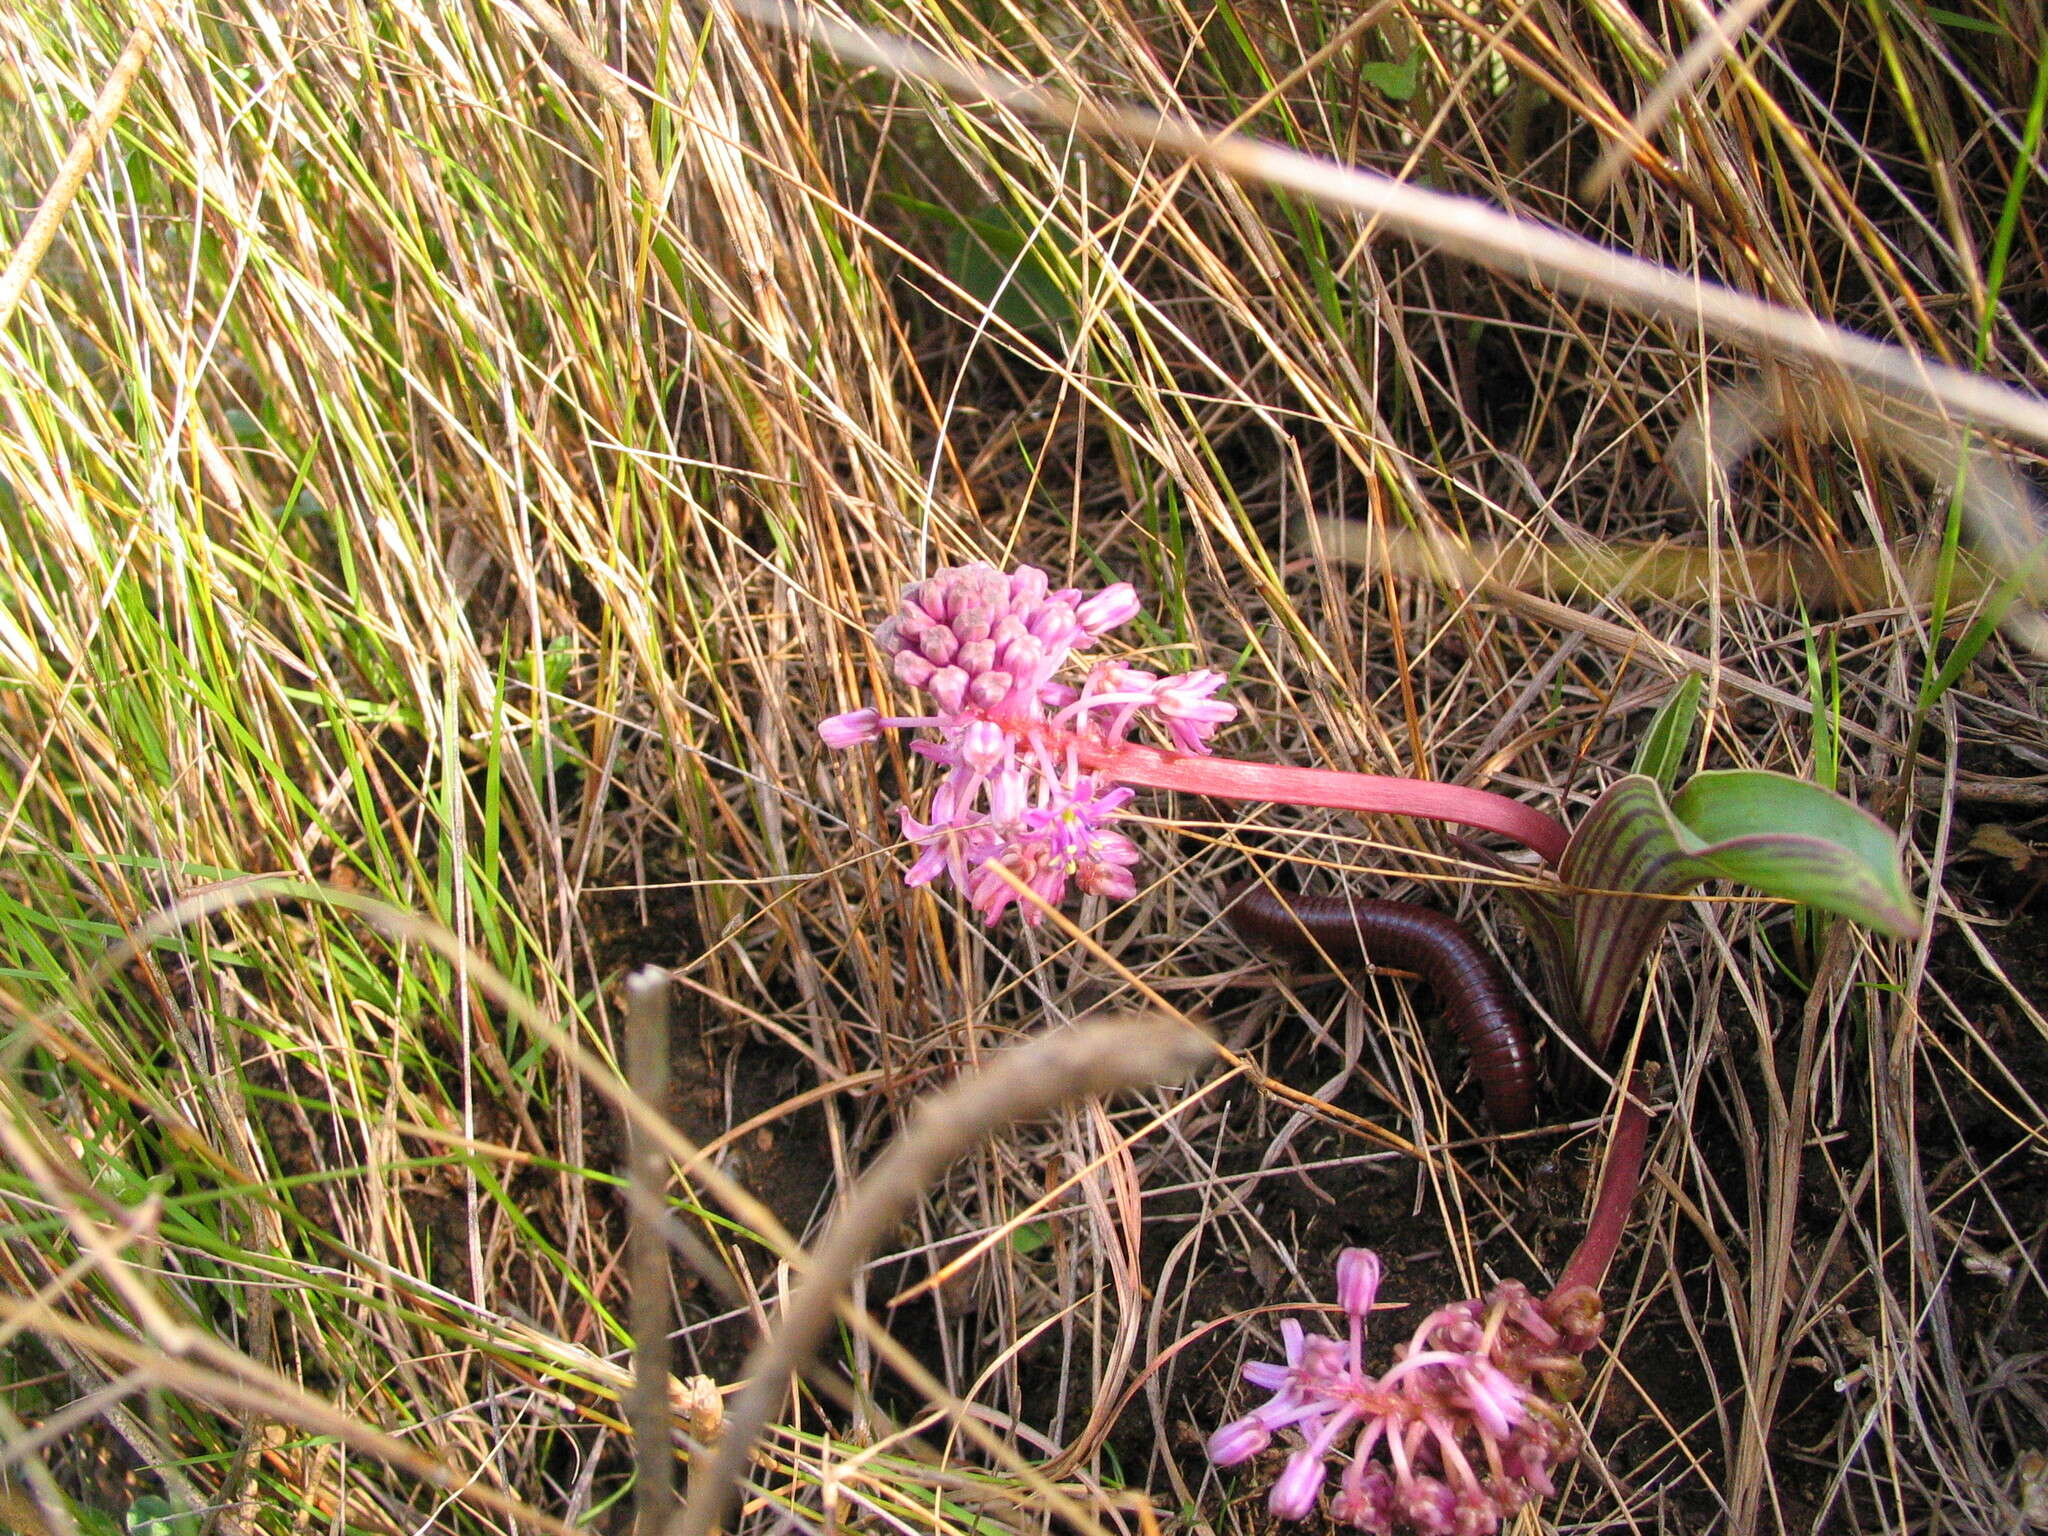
[2,0,2046,1533]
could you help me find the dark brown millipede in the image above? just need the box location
[1223,883,1536,1131]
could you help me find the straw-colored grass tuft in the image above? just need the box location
[2,1,2044,1533]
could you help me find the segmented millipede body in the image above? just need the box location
[1223,884,1536,1131]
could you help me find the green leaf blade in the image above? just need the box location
[1671,771,1921,937]
[1554,770,1921,1049]
[1631,673,1704,790]
[1559,775,1708,1047]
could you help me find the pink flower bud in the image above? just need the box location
[1077,861,1137,900]
[1422,1301,1484,1353]
[967,858,1026,924]
[1008,565,1050,605]
[988,768,1027,825]
[959,564,1006,603]
[960,720,1008,773]
[996,632,1044,677]
[896,605,936,644]
[893,651,936,690]
[1268,1451,1327,1521]
[1074,582,1140,635]
[916,570,960,622]
[1331,1459,1395,1530]
[1335,1248,1382,1320]
[928,667,969,715]
[967,670,1013,709]
[952,604,995,644]
[1029,603,1080,647]
[1398,1474,1459,1536]
[1544,1284,1604,1351]
[919,626,959,665]
[1205,1416,1271,1467]
[818,709,882,749]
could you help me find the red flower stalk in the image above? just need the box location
[1081,742,1569,867]
[822,562,1569,925]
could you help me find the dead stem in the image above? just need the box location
[0,0,168,327]
[626,967,680,1536]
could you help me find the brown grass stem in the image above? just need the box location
[625,966,681,1536]
[508,0,664,207]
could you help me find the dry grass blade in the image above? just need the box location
[5,0,2047,1531]
[0,0,167,326]
[0,1297,582,1536]
[1580,0,1782,199]
[723,0,2048,448]
[680,1015,1213,1536]
[506,0,663,205]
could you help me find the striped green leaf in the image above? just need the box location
[1559,772,1920,1049]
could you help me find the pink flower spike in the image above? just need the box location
[1207,1247,1591,1533]
[819,709,882,749]
[827,562,1242,922]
